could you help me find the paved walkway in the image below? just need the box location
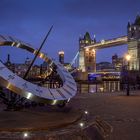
[68,91,140,140]
[0,91,140,139]
[0,106,81,132]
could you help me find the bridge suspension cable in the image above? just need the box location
[70,51,79,67]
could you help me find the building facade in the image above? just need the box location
[5,56,41,78]
[112,54,124,71]
[127,15,140,71]
[58,51,64,64]
[79,32,96,72]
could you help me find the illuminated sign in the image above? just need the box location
[88,72,120,81]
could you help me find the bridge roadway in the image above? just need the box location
[85,36,128,49]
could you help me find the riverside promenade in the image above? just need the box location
[0,91,140,140]
[69,91,140,140]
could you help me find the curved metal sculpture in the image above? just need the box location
[0,35,77,106]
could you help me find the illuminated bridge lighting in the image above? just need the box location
[84,36,128,49]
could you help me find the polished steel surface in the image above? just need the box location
[0,35,77,105]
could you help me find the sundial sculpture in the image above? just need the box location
[0,26,77,108]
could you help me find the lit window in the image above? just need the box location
[85,48,89,52]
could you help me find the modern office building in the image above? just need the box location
[58,51,64,64]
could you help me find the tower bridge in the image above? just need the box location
[84,36,128,50]
[79,15,140,73]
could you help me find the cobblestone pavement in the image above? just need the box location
[68,91,140,140]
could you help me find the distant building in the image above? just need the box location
[14,64,40,78]
[112,54,124,71]
[14,63,28,77]
[96,62,114,72]
[5,55,41,78]
[25,57,32,65]
[58,51,73,70]
[127,14,140,71]
[15,66,40,78]
[79,32,96,72]
[29,65,40,78]
[5,54,15,72]
[40,61,50,78]
[58,51,64,64]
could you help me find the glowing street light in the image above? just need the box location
[84,110,89,121]
[85,48,89,52]
[125,54,131,61]
[92,49,95,53]
[23,132,29,138]
[125,54,131,96]
[101,39,105,44]
[84,111,88,114]
[79,122,84,127]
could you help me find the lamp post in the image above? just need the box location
[125,54,131,96]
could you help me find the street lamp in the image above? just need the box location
[84,110,89,121]
[79,122,84,128]
[23,132,29,138]
[125,54,131,62]
[125,54,131,96]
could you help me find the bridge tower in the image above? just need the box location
[79,32,96,72]
[127,15,140,71]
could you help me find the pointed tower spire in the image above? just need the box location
[7,54,10,62]
[79,34,82,41]
[93,34,96,43]
[84,32,92,44]
[135,14,140,25]
[6,54,11,66]
[127,21,131,28]
[84,32,91,40]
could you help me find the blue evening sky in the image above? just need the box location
[0,0,140,64]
